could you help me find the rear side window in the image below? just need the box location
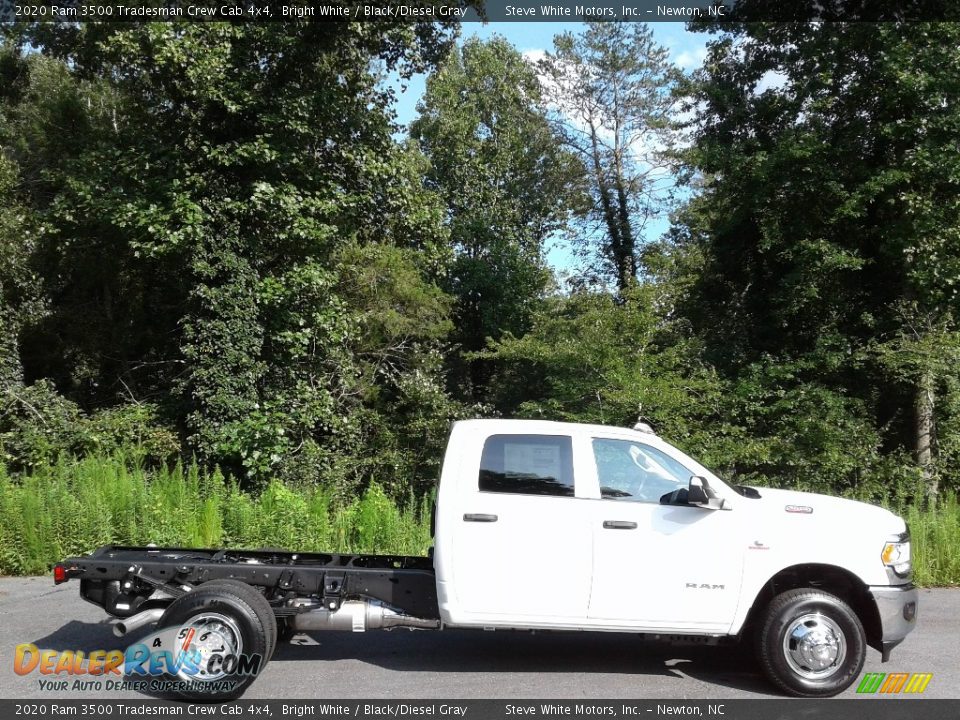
[479,434,575,497]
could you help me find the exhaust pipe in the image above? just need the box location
[290,600,439,633]
[113,608,165,637]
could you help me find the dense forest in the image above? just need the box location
[1,21,959,577]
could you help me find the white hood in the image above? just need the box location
[744,486,907,537]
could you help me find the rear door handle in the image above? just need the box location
[603,520,637,530]
[464,513,498,523]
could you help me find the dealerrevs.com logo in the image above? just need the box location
[856,672,932,694]
[13,622,262,695]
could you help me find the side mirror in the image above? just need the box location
[688,476,729,511]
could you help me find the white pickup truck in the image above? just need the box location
[55,419,917,699]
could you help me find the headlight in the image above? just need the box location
[881,532,911,578]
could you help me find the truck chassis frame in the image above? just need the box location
[57,545,440,622]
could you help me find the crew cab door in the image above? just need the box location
[449,431,594,620]
[585,434,745,631]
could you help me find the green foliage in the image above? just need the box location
[0,455,431,576]
[677,23,960,496]
[0,381,179,471]
[0,25,468,494]
[716,368,893,496]
[412,36,584,398]
[0,380,85,471]
[484,286,726,454]
[903,493,960,587]
[0,150,41,391]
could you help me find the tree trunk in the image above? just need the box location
[914,368,937,500]
[613,175,636,287]
[587,124,625,291]
[610,88,636,291]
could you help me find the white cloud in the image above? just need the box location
[674,46,708,72]
[521,48,546,64]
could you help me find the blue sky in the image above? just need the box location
[389,22,710,275]
[392,23,709,127]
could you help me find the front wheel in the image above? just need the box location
[756,588,866,697]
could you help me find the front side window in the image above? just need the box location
[592,438,691,503]
[479,434,574,497]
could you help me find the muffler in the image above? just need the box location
[113,608,165,637]
[290,600,439,633]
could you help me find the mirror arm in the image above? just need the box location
[688,476,732,511]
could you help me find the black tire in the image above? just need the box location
[756,588,866,697]
[200,579,279,660]
[157,583,272,701]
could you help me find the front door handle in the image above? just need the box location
[603,520,637,530]
[464,513,498,523]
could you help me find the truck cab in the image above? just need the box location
[433,419,917,696]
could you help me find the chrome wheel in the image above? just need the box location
[175,612,244,682]
[782,612,846,680]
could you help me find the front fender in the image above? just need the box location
[730,555,879,635]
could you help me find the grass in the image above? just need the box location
[0,455,432,576]
[903,493,960,587]
[0,453,957,586]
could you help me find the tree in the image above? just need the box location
[678,22,960,498]
[1,23,466,491]
[481,285,732,465]
[539,22,681,291]
[411,36,584,399]
[0,151,37,392]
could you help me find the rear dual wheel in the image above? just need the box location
[157,580,277,700]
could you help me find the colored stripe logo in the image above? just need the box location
[857,672,932,694]
[903,673,933,694]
